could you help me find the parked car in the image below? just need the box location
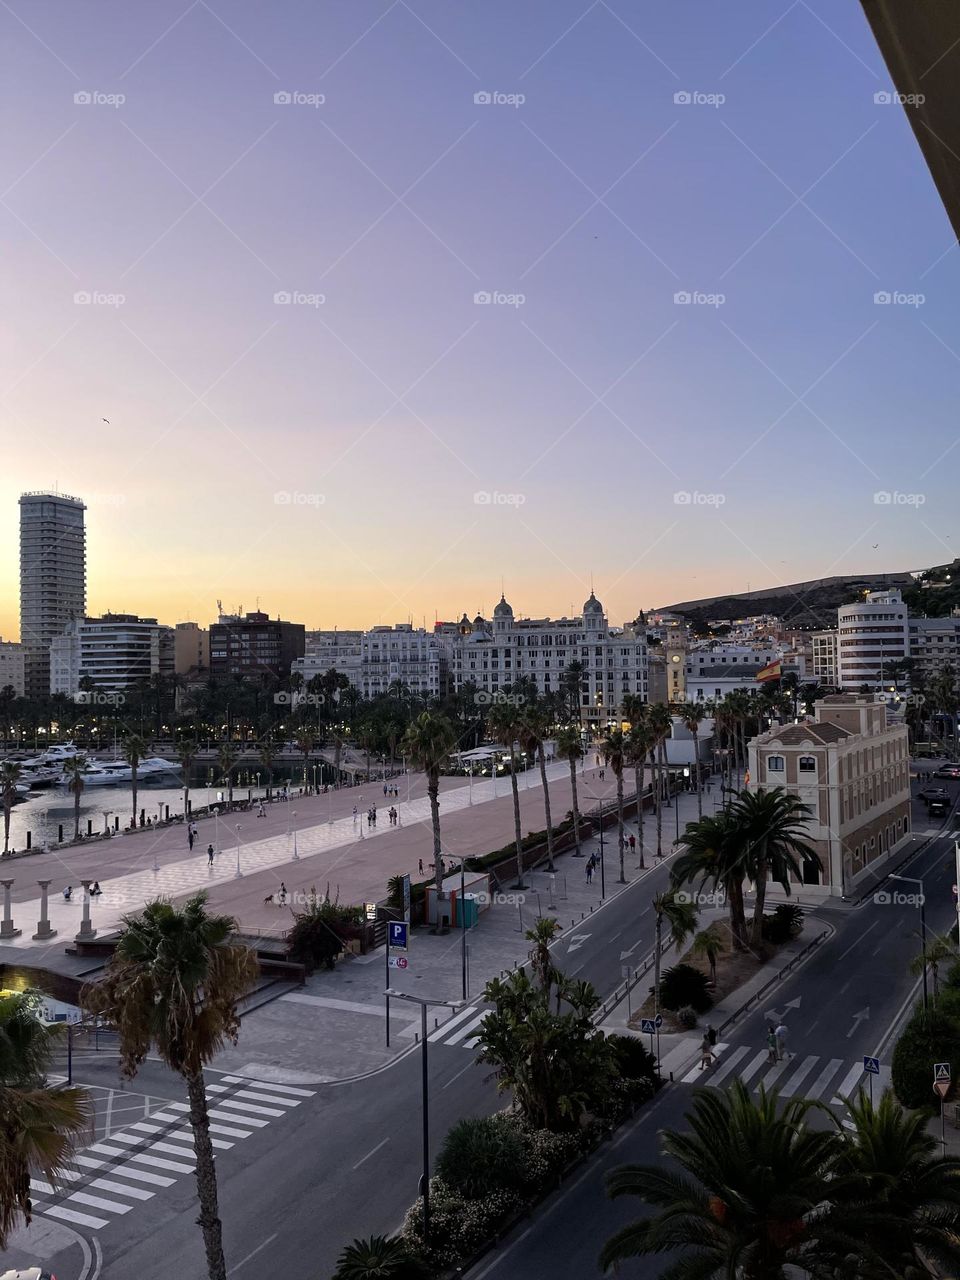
[918,786,949,802]
[929,797,950,817]
[1,1270,57,1280]
[934,767,960,780]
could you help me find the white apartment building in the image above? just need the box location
[0,639,25,698]
[451,593,648,731]
[909,613,960,684]
[837,590,910,690]
[360,624,447,700]
[291,630,362,688]
[812,630,839,686]
[50,614,168,698]
[684,644,780,702]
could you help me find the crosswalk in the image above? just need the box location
[425,1005,488,1049]
[28,1075,315,1232]
[680,1043,891,1120]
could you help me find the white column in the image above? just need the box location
[0,879,20,939]
[33,879,56,941]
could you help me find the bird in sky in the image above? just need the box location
[872,543,879,548]
[101,417,110,423]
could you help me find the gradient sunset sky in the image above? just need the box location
[3,0,958,639]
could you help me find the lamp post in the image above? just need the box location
[385,990,459,1249]
[890,873,927,1011]
[292,810,299,860]
[234,824,242,879]
[598,797,606,900]
[453,857,469,1001]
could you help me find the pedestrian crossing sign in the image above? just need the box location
[640,1018,657,1034]
[935,1062,951,1081]
[863,1056,880,1075]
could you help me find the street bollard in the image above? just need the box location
[87,819,92,836]
[58,824,64,843]
[26,831,31,850]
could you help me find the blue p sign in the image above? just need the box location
[388,921,408,950]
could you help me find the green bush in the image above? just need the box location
[945,959,960,991]
[676,1005,699,1030]
[892,1006,960,1109]
[606,1033,661,1086]
[660,963,713,1013]
[400,1179,523,1272]
[331,1234,427,1280]
[937,986,960,1020]
[435,1115,531,1200]
[761,903,805,944]
[285,888,363,971]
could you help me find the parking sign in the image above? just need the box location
[388,921,408,950]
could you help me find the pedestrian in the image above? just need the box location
[63,885,73,901]
[628,833,636,854]
[774,1020,788,1061]
[257,801,265,818]
[699,1033,716,1070]
[91,880,102,897]
[188,827,195,851]
[418,858,424,876]
[766,1025,778,1064]
[207,843,215,866]
[706,1024,718,1048]
[586,862,594,884]
[278,881,287,906]
[383,784,388,797]
[353,805,358,826]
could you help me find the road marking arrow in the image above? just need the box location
[567,933,592,954]
[847,1007,870,1038]
[619,939,644,961]
[784,997,802,1011]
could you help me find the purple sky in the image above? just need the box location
[3,0,958,637]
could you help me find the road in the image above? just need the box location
[17,785,958,1280]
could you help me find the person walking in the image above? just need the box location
[207,843,215,866]
[699,1032,716,1070]
[586,861,594,884]
[418,858,424,876]
[706,1024,718,1048]
[766,1024,778,1064]
[188,827,195,851]
[353,805,358,827]
[257,801,265,818]
[278,881,287,906]
[774,1020,789,1061]
[628,833,636,856]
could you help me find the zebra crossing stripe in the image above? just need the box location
[779,1055,818,1098]
[738,1050,770,1084]
[67,1190,133,1215]
[428,1006,479,1042]
[834,1062,865,1102]
[85,1177,154,1201]
[221,1076,315,1098]
[210,1098,286,1119]
[41,1203,109,1230]
[149,1108,252,1138]
[756,1058,793,1091]
[100,1132,201,1162]
[444,1012,487,1046]
[72,1155,175,1187]
[807,1058,843,1100]
[95,1146,195,1175]
[165,1101,270,1129]
[128,1121,233,1151]
[708,1045,750,1084]
[207,1084,300,1108]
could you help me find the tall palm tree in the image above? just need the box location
[561,659,586,728]
[0,992,90,1249]
[124,733,148,829]
[401,711,457,900]
[61,755,89,840]
[602,727,627,884]
[732,787,818,948]
[1,761,21,855]
[488,695,528,889]
[555,727,584,856]
[692,923,724,986]
[216,743,237,808]
[678,701,706,818]
[647,703,673,859]
[294,730,315,790]
[626,723,654,870]
[911,931,958,1004]
[176,739,199,822]
[600,1081,875,1278]
[81,894,258,1280]
[673,808,750,950]
[652,888,697,1020]
[257,740,277,796]
[526,917,561,992]
[518,699,556,872]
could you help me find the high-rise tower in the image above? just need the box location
[19,491,86,697]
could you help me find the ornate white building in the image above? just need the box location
[451,593,648,731]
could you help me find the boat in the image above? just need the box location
[138,757,181,779]
[55,760,129,789]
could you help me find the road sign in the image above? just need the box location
[401,874,411,921]
[389,955,408,970]
[935,1079,951,1100]
[640,1018,657,1034]
[935,1062,951,1081]
[388,921,408,950]
[863,1056,880,1075]
[655,1014,663,1029]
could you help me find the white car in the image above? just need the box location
[1,1269,57,1280]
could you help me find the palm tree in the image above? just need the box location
[526,917,561,992]
[652,888,698,1021]
[555,727,584,856]
[602,727,627,883]
[692,923,724,986]
[732,787,818,948]
[124,733,148,829]
[673,808,751,951]
[488,695,528,889]
[332,1234,426,1280]
[678,701,707,818]
[647,703,673,859]
[561,659,586,728]
[519,699,556,871]
[61,755,89,840]
[601,1081,873,1278]
[1,761,21,855]
[176,739,199,822]
[401,711,457,901]
[911,931,958,1003]
[81,894,258,1280]
[0,992,90,1249]
[294,730,315,790]
[626,723,654,870]
[216,743,237,808]
[257,740,276,797]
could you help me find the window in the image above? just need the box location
[798,756,816,773]
[767,756,785,773]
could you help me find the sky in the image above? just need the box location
[2,0,959,638]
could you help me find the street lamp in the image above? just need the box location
[890,873,927,1011]
[292,810,299,860]
[385,990,459,1249]
[452,857,469,1001]
[234,824,242,879]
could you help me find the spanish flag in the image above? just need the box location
[756,659,782,683]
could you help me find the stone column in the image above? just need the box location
[0,879,20,939]
[33,880,57,941]
[75,880,97,942]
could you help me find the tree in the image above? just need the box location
[0,992,90,1249]
[602,727,627,884]
[294,729,315,790]
[176,739,199,822]
[488,694,528,889]
[257,739,277,796]
[518,699,556,872]
[600,1081,879,1278]
[216,743,237,808]
[61,755,88,840]
[82,894,258,1280]
[911,931,958,1003]
[561,659,586,728]
[673,808,751,951]
[1,761,21,855]
[652,889,698,1022]
[526,917,561,992]
[731,788,819,948]
[555,727,584,856]
[647,703,673,859]
[678,701,706,818]
[401,712,457,901]
[692,923,724,986]
[124,733,148,828]
[332,1234,427,1280]
[626,724,654,870]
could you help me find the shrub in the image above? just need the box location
[606,1033,661,1086]
[892,1006,960,1109]
[660,963,713,1013]
[762,903,805,944]
[435,1115,530,1200]
[331,1234,427,1280]
[945,959,960,991]
[285,887,363,971]
[400,1179,523,1272]
[937,986,960,1020]
[676,1005,699,1030]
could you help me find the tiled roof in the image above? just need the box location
[766,722,850,746]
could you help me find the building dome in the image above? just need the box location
[493,594,513,618]
[473,613,486,629]
[583,592,603,616]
